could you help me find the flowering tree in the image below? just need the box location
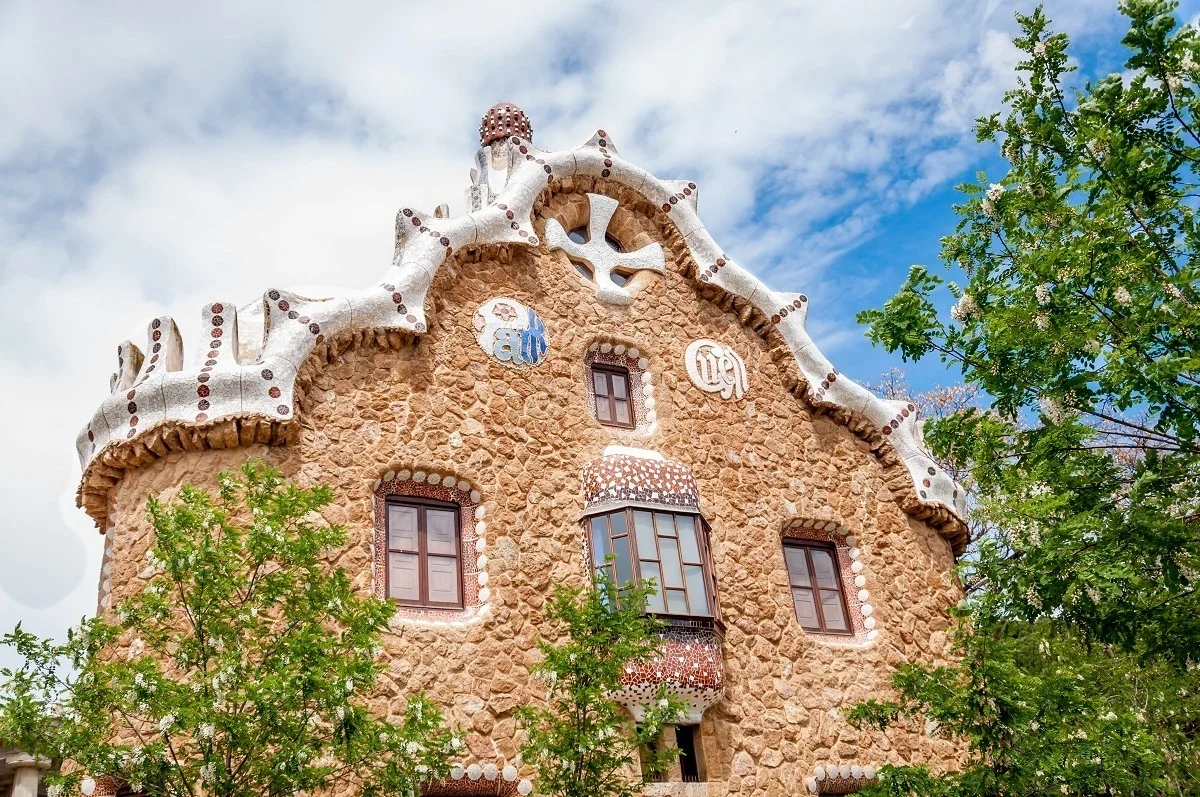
[849,2,1200,793]
[516,569,683,797]
[0,462,454,797]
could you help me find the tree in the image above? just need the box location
[0,462,455,797]
[849,1,1200,793]
[516,568,684,797]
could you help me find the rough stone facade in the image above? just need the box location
[80,107,966,797]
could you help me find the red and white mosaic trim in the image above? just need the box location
[783,519,877,643]
[584,340,656,433]
[804,762,879,794]
[372,469,489,625]
[582,450,699,512]
[613,623,725,724]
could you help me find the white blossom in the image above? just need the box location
[345,678,355,693]
[981,197,995,217]
[127,638,145,660]
[1035,312,1050,331]
[405,741,421,756]
[1114,286,1132,306]
[1084,339,1102,355]
[47,785,62,797]
[1034,40,1047,57]
[950,294,981,323]
[336,706,346,721]
[450,737,463,751]
[198,723,215,740]
[986,183,1005,202]
[158,714,175,732]
[200,764,216,784]
[1183,54,1198,73]
[1036,284,1051,305]
[1039,396,1066,425]
[1167,74,1183,93]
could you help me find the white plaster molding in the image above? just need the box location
[76,126,966,526]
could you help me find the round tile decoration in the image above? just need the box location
[684,339,749,400]
[473,297,549,368]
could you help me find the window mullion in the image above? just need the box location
[805,547,826,633]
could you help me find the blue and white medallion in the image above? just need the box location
[473,297,549,367]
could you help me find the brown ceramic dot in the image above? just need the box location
[152,319,161,329]
[127,390,136,400]
[198,373,210,383]
[197,399,210,410]
[211,303,223,314]
[152,330,161,341]
[195,413,208,422]
[127,401,137,413]
[269,387,281,398]
[197,385,210,397]
[601,169,610,177]
[129,416,139,426]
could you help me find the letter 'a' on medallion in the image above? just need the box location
[684,339,748,400]
[473,297,549,368]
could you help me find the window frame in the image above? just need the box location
[590,363,636,429]
[782,538,853,635]
[384,496,464,610]
[586,507,720,621]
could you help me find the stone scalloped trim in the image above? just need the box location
[804,762,879,794]
[74,128,966,547]
[441,760,533,796]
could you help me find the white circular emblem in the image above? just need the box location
[684,339,748,400]
[473,297,549,367]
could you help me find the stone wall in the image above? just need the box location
[97,192,962,796]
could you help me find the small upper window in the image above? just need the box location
[783,539,850,634]
[573,261,594,280]
[590,364,635,429]
[386,497,462,608]
[568,227,588,245]
[588,508,717,618]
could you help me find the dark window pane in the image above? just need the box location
[784,547,811,586]
[810,549,839,589]
[654,512,678,537]
[659,536,684,588]
[677,516,701,563]
[612,536,634,587]
[388,505,418,551]
[820,590,849,631]
[574,261,593,280]
[605,234,624,253]
[568,228,588,245]
[684,565,709,615]
[593,371,610,396]
[426,509,457,555]
[609,510,628,539]
[665,589,689,614]
[611,271,629,287]
[792,587,819,628]
[611,374,628,399]
[590,516,610,569]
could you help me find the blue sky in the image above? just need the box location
[0,0,1152,655]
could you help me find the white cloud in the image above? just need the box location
[0,0,1119,656]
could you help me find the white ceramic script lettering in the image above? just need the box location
[685,340,748,400]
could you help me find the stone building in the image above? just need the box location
[74,104,968,796]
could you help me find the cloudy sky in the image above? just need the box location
[0,1,1135,656]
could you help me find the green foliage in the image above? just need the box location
[516,568,684,797]
[853,2,1200,793]
[0,462,454,797]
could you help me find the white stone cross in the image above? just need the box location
[545,193,665,305]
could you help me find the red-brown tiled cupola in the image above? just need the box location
[479,102,533,146]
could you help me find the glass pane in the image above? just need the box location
[569,228,588,245]
[596,398,612,422]
[426,509,457,555]
[639,561,665,612]
[574,262,593,280]
[427,556,460,604]
[590,516,610,569]
[633,512,657,561]
[612,375,628,399]
[614,399,631,425]
[654,512,678,537]
[611,271,629,287]
[677,516,701,563]
[608,510,628,539]
[792,587,819,629]
[784,547,811,586]
[388,552,420,601]
[810,549,839,589]
[388,505,418,551]
[593,370,610,396]
[666,589,689,614]
[612,536,633,587]
[820,590,849,631]
[658,536,684,587]
[684,565,709,616]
